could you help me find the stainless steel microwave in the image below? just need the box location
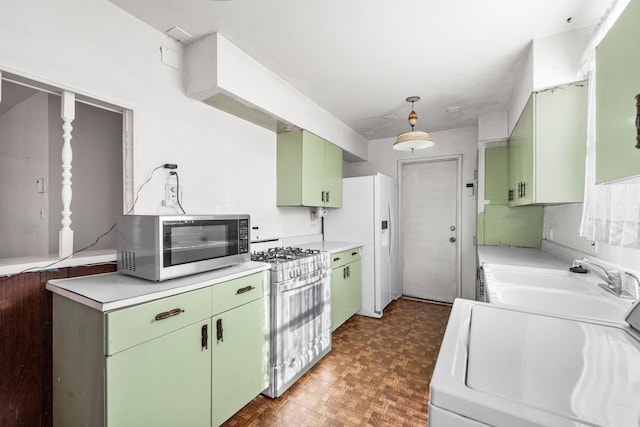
[116,215,250,281]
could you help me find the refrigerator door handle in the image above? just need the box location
[388,200,393,260]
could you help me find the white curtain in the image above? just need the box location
[579,0,640,250]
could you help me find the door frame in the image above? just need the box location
[397,154,463,301]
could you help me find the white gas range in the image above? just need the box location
[251,246,331,398]
[429,299,640,426]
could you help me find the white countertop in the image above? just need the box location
[477,245,569,269]
[298,241,363,254]
[46,261,270,312]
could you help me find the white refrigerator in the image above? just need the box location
[324,173,401,318]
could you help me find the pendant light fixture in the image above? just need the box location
[393,96,434,152]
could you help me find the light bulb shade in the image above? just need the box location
[393,131,434,151]
[408,110,418,127]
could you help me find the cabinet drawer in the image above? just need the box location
[212,271,268,315]
[331,248,361,269]
[106,287,212,356]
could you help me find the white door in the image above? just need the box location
[401,159,459,303]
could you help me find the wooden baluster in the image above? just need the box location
[59,91,75,257]
[123,110,134,212]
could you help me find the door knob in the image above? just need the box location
[449,237,456,243]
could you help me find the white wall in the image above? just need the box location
[345,126,478,299]
[0,0,320,249]
[532,26,593,90]
[508,27,593,133]
[0,92,49,257]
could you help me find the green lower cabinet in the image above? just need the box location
[330,249,362,331]
[52,271,270,427]
[331,267,347,331]
[211,298,270,427]
[345,260,362,317]
[106,321,212,427]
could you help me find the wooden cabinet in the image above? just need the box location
[596,0,640,183]
[210,273,270,427]
[52,271,269,427]
[277,130,343,208]
[508,81,587,206]
[330,248,362,331]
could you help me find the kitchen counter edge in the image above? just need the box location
[46,261,271,312]
[298,241,363,254]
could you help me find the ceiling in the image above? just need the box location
[107,0,614,140]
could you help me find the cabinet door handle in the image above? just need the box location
[236,285,255,295]
[346,266,350,278]
[636,94,640,149]
[201,324,208,349]
[154,308,184,321]
[326,191,330,202]
[343,267,347,279]
[216,319,223,342]
[508,188,513,201]
[321,191,326,202]
[522,182,526,198]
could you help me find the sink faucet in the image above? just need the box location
[624,272,640,299]
[574,258,623,297]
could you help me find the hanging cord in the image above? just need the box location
[0,164,165,283]
[171,171,186,214]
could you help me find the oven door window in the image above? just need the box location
[163,220,238,267]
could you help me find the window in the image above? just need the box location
[0,73,131,260]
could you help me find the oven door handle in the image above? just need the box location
[279,272,328,293]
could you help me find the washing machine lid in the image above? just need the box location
[430,300,640,427]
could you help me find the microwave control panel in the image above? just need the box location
[239,218,249,253]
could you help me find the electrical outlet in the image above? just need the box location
[163,183,178,207]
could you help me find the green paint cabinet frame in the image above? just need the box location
[277,130,343,208]
[508,81,587,206]
[596,0,640,183]
[330,248,362,331]
[52,271,270,427]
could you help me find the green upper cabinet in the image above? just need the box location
[277,130,343,208]
[485,146,509,204]
[508,81,587,206]
[479,145,544,248]
[596,0,640,183]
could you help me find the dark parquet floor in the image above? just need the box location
[223,298,452,427]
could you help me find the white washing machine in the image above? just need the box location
[429,299,640,427]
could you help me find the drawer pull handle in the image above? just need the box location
[333,257,341,262]
[236,285,255,295]
[201,324,208,349]
[216,319,224,342]
[154,308,184,321]
[636,94,640,149]
[351,252,357,256]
